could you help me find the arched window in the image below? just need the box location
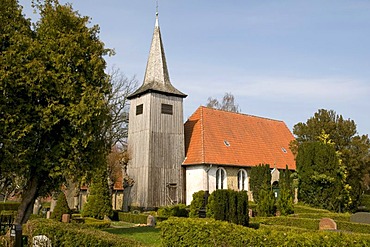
[216,168,227,189]
[237,169,248,191]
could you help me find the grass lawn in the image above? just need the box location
[103,222,161,247]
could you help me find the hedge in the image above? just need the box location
[25,219,143,247]
[157,204,188,218]
[256,216,370,234]
[0,202,20,211]
[159,217,370,246]
[289,212,351,222]
[117,212,151,224]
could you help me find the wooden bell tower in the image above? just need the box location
[127,11,187,209]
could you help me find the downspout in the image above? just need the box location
[205,164,212,205]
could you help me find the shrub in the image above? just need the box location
[26,219,141,247]
[82,169,113,219]
[159,217,370,247]
[256,184,275,217]
[276,166,294,215]
[250,164,271,203]
[51,192,71,221]
[189,190,206,218]
[207,189,249,226]
[157,204,188,218]
[0,202,20,211]
[117,212,149,224]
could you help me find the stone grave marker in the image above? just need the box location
[350,212,370,225]
[319,218,337,231]
[147,215,156,227]
[62,214,70,223]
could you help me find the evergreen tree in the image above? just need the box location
[296,132,350,212]
[82,169,113,219]
[256,183,275,217]
[51,192,71,221]
[189,190,206,218]
[293,109,370,211]
[250,164,271,203]
[276,166,294,215]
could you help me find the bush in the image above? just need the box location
[51,192,71,221]
[207,189,249,226]
[26,219,141,247]
[256,185,275,217]
[117,212,149,224]
[159,217,370,247]
[157,204,188,218]
[0,202,20,211]
[250,164,271,203]
[189,190,206,218]
[82,170,113,219]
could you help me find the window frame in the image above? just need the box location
[237,169,248,191]
[216,167,227,190]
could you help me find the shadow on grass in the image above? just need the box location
[103,226,161,246]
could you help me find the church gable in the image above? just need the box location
[183,106,296,170]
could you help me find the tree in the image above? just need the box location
[296,132,351,212]
[0,0,111,224]
[256,183,276,217]
[206,92,240,112]
[82,169,113,219]
[293,109,370,211]
[276,166,294,215]
[250,164,271,203]
[105,67,138,147]
[51,192,71,221]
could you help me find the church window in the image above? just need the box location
[237,169,248,191]
[161,103,173,115]
[136,104,143,115]
[216,168,227,189]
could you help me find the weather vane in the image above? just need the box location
[156,0,159,15]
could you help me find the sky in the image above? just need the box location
[18,0,370,136]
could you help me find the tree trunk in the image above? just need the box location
[14,177,39,225]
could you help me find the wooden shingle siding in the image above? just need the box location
[127,93,185,208]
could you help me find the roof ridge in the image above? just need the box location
[200,106,205,164]
[200,105,285,123]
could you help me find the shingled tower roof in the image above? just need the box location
[128,12,187,99]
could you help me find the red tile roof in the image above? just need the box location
[183,106,296,170]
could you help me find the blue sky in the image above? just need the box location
[19,0,370,136]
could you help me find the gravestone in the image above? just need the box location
[33,235,52,247]
[147,215,156,227]
[46,211,51,219]
[319,218,337,230]
[350,212,370,225]
[62,214,70,223]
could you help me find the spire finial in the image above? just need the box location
[155,0,159,27]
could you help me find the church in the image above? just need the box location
[126,12,296,209]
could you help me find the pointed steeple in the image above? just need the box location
[128,11,186,99]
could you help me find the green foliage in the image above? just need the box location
[26,219,141,247]
[1,0,112,224]
[276,166,294,215]
[293,109,370,211]
[256,184,276,217]
[189,190,206,218]
[0,202,20,211]
[82,170,113,219]
[250,164,271,203]
[207,189,249,226]
[51,192,71,221]
[159,217,370,247]
[157,204,188,218]
[117,212,168,224]
[297,141,349,212]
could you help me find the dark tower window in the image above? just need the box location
[161,104,173,115]
[136,104,143,115]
